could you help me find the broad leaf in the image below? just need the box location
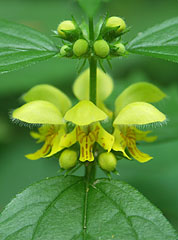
[0,19,59,74]
[0,176,177,239]
[128,17,178,63]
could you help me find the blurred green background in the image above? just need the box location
[0,0,178,231]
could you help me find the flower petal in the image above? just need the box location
[115,82,166,115]
[78,134,95,162]
[112,128,131,159]
[60,128,77,148]
[114,102,166,126]
[45,127,66,157]
[23,84,71,115]
[64,100,107,126]
[93,123,114,152]
[12,100,64,125]
[98,101,113,118]
[73,68,113,102]
[25,139,51,160]
[133,127,157,142]
[127,138,152,163]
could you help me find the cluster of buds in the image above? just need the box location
[56,16,127,59]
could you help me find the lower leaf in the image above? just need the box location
[0,176,177,240]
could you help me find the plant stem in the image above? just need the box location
[89,17,97,104]
[85,18,97,179]
[86,17,97,180]
[89,57,97,104]
[83,17,97,237]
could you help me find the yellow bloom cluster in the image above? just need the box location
[12,68,166,171]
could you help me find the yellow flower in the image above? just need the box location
[12,84,71,160]
[60,100,114,162]
[12,71,166,167]
[113,82,166,162]
[73,68,113,117]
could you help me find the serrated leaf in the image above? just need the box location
[128,17,178,63]
[0,176,177,240]
[0,19,59,74]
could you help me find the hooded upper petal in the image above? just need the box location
[113,102,166,126]
[115,82,166,115]
[64,100,107,126]
[73,68,113,102]
[22,84,71,115]
[12,100,64,125]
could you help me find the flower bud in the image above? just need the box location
[57,20,76,39]
[114,43,126,56]
[73,39,88,57]
[60,45,70,57]
[59,150,77,170]
[94,40,110,58]
[98,152,117,172]
[106,16,126,35]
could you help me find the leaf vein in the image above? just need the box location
[31,179,82,240]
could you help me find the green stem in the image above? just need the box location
[89,57,97,104]
[89,17,97,104]
[83,19,97,235]
[87,17,97,178]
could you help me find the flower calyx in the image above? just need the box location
[98,152,117,172]
[59,149,78,169]
[57,19,82,42]
[99,16,127,42]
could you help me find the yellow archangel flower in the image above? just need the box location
[12,84,114,162]
[73,69,166,163]
[73,68,114,117]
[61,100,114,162]
[12,68,166,167]
[12,84,72,160]
[113,82,166,162]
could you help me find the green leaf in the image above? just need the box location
[77,0,101,17]
[128,17,178,63]
[0,176,177,240]
[0,19,59,74]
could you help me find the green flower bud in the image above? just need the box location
[98,152,117,172]
[114,43,126,55]
[73,39,88,57]
[59,150,77,170]
[106,16,126,34]
[60,45,70,56]
[94,40,110,58]
[57,20,76,38]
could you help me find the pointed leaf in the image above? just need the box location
[0,19,58,74]
[64,100,107,126]
[115,82,166,115]
[0,176,177,240]
[114,102,166,126]
[128,17,178,63]
[23,84,71,115]
[12,100,64,125]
